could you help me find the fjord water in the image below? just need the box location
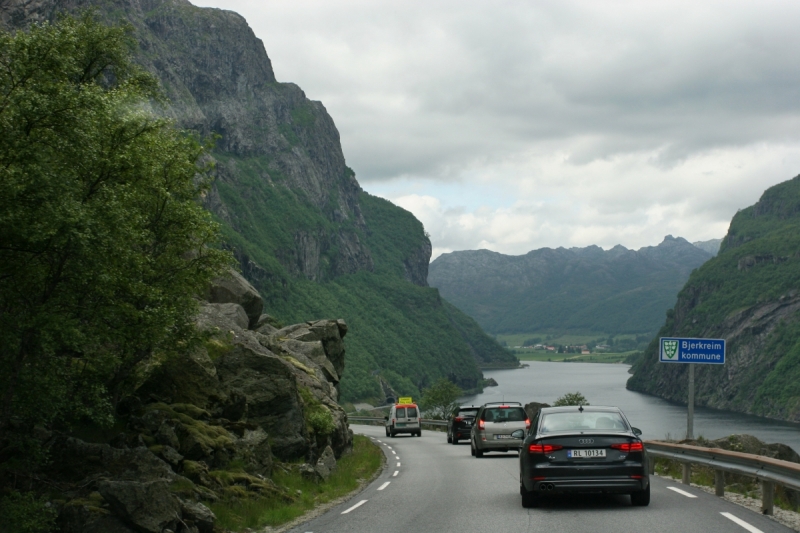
[463,362,800,452]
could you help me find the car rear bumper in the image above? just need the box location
[531,476,648,493]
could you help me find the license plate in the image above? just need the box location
[464,421,472,427]
[568,449,606,458]
[396,423,406,427]
[495,434,515,440]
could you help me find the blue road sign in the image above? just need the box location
[660,337,726,364]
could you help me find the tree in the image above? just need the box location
[553,392,590,406]
[0,14,231,442]
[420,378,462,419]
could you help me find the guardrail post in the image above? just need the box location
[714,470,724,497]
[682,463,691,485]
[761,480,774,516]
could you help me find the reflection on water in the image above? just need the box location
[462,362,800,452]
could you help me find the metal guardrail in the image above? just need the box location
[645,440,800,515]
[348,416,447,427]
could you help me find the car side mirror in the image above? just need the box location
[511,429,525,439]
[384,416,389,421]
[632,427,642,436]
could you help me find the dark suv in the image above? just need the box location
[447,405,479,444]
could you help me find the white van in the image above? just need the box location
[384,402,421,437]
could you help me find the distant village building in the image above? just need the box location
[581,349,590,355]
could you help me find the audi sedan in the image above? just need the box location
[512,405,649,508]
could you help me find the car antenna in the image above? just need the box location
[578,405,584,412]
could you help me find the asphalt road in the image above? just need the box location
[286,425,795,533]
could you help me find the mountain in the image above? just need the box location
[2,0,517,402]
[428,236,713,336]
[692,238,723,256]
[627,175,800,422]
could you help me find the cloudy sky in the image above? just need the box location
[195,0,800,259]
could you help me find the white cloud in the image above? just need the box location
[192,0,800,257]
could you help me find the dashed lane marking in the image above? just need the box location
[392,450,396,455]
[393,471,399,477]
[377,482,390,491]
[341,500,368,514]
[397,462,401,467]
[720,512,764,533]
[667,486,697,498]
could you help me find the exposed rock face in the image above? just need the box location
[628,175,800,422]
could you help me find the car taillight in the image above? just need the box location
[479,419,485,430]
[529,443,563,454]
[392,418,396,424]
[611,442,643,452]
[455,417,463,422]
[525,418,531,430]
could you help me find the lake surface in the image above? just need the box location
[462,362,800,452]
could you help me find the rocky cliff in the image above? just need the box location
[628,175,800,422]
[11,271,352,533]
[428,235,713,335]
[0,0,517,400]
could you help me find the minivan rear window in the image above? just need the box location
[483,407,526,422]
[406,407,418,418]
[395,407,406,418]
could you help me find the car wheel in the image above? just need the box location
[416,431,422,437]
[447,431,452,443]
[630,484,650,506]
[521,483,539,508]
[475,445,484,458]
[452,435,458,445]
[389,427,396,438]
[470,441,476,456]
[385,427,390,437]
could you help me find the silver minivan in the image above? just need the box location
[470,402,529,457]
[385,403,422,437]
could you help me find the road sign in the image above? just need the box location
[398,397,413,404]
[660,337,726,364]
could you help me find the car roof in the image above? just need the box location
[539,405,623,414]
[394,403,418,408]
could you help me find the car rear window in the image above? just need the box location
[457,409,478,418]
[483,407,526,422]
[395,407,417,418]
[540,412,628,433]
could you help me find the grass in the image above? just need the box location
[515,350,637,364]
[209,435,384,531]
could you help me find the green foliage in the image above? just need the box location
[0,491,57,533]
[553,392,590,406]
[298,388,335,438]
[628,175,800,418]
[420,378,462,419]
[210,435,383,531]
[0,15,231,440]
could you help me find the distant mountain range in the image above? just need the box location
[428,236,715,336]
[628,175,800,422]
[692,238,723,256]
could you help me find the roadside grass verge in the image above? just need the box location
[210,435,384,531]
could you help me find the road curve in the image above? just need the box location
[286,425,793,533]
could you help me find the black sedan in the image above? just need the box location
[447,405,479,444]
[512,405,649,508]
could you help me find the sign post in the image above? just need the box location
[660,337,725,440]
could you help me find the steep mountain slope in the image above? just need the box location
[627,175,800,422]
[693,238,723,256]
[428,236,713,335]
[2,0,516,401]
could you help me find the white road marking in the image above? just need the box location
[397,462,401,467]
[720,512,764,533]
[377,481,390,491]
[391,450,396,455]
[341,500,368,514]
[393,470,399,477]
[387,446,392,449]
[667,486,697,498]
[376,440,382,443]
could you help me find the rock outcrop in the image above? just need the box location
[44,270,352,532]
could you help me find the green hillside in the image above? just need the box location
[627,175,800,421]
[212,154,516,402]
